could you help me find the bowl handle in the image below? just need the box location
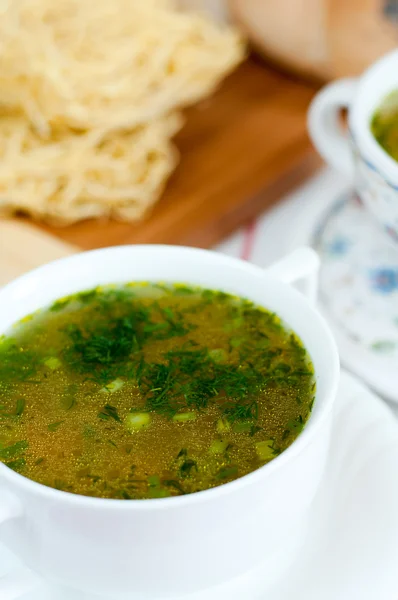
[0,488,40,599]
[265,247,320,305]
[307,78,357,178]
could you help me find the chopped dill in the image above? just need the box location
[98,404,121,422]
[6,457,26,472]
[216,465,238,480]
[0,440,28,460]
[179,459,198,478]
[163,479,186,494]
[0,339,41,387]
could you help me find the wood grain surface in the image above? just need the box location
[0,220,76,287]
[0,58,321,285]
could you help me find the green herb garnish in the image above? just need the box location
[216,465,238,480]
[0,440,28,460]
[98,404,121,422]
[15,397,26,416]
[6,457,26,472]
[223,398,258,423]
[0,339,41,387]
[0,281,315,500]
[179,459,198,478]
[163,479,186,494]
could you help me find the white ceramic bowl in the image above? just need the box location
[0,245,339,599]
[308,49,398,243]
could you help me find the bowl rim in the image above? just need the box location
[350,49,398,184]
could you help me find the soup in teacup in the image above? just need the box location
[371,89,398,162]
[0,282,315,499]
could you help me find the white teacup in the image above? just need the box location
[0,245,339,599]
[308,49,398,243]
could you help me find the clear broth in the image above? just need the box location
[0,283,315,499]
[371,89,398,162]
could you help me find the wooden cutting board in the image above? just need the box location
[0,57,321,285]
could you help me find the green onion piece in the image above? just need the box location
[230,337,244,348]
[256,440,275,461]
[216,418,231,433]
[209,439,229,454]
[172,412,197,423]
[100,378,125,393]
[149,487,171,498]
[216,465,238,479]
[43,357,62,370]
[125,412,151,432]
[232,421,253,433]
[208,348,227,363]
[147,474,170,498]
[148,475,161,487]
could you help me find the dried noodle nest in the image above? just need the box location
[0,0,244,224]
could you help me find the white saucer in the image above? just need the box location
[2,370,398,600]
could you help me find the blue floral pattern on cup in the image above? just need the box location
[326,236,350,256]
[369,268,398,294]
[313,191,398,360]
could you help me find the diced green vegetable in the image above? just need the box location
[100,378,125,393]
[209,439,229,454]
[148,487,171,498]
[172,412,197,423]
[44,357,62,370]
[256,440,275,460]
[216,465,238,479]
[216,418,231,433]
[232,421,253,433]
[208,348,227,363]
[148,475,161,487]
[230,337,244,348]
[147,474,170,498]
[125,412,151,431]
[286,416,305,435]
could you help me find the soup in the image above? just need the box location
[371,89,398,162]
[0,283,315,499]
